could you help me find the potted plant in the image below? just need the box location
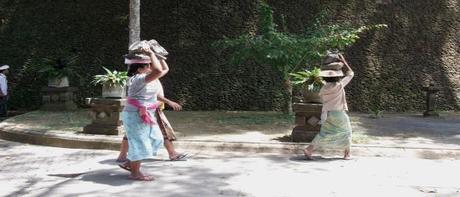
[39,56,77,88]
[92,67,128,98]
[290,67,323,103]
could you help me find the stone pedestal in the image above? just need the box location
[291,103,322,142]
[83,98,126,135]
[41,87,78,111]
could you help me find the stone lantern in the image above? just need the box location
[422,83,439,117]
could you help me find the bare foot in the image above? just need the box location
[303,149,314,160]
[128,175,154,181]
[129,172,154,181]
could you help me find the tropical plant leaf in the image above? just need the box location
[92,66,128,87]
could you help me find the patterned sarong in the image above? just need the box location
[312,111,352,150]
[123,110,164,161]
[155,109,177,141]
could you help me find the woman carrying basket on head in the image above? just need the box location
[121,46,168,181]
[304,53,354,160]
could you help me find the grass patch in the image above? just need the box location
[4,110,91,133]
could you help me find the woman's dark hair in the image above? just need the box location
[323,77,341,83]
[127,63,149,77]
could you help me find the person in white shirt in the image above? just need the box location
[303,54,354,160]
[0,65,9,117]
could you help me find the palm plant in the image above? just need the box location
[290,67,323,103]
[92,67,128,87]
[38,55,79,79]
[290,67,322,92]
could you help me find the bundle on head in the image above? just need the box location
[128,39,168,60]
[319,51,345,79]
[322,51,343,70]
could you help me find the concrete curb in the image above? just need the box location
[1,128,460,159]
[0,128,120,150]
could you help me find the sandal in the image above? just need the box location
[170,153,188,161]
[128,175,154,181]
[118,162,131,172]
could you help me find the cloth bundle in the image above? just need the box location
[124,39,168,64]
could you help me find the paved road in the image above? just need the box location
[0,139,459,197]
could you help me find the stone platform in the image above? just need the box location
[291,103,322,142]
[83,98,126,135]
[41,87,78,111]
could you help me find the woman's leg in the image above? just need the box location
[117,136,129,162]
[129,161,141,177]
[0,97,7,117]
[164,139,188,161]
[343,147,351,160]
[121,111,154,181]
[163,139,177,159]
[129,161,154,181]
[303,145,314,160]
[156,110,182,160]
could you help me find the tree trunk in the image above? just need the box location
[129,0,141,47]
[282,79,293,114]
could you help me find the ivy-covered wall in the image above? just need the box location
[0,0,459,111]
[0,0,129,109]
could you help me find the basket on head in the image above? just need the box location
[322,51,341,65]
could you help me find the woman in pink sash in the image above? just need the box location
[116,81,185,163]
[121,47,168,181]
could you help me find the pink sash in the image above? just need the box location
[127,98,161,125]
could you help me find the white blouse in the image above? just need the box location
[319,71,354,123]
